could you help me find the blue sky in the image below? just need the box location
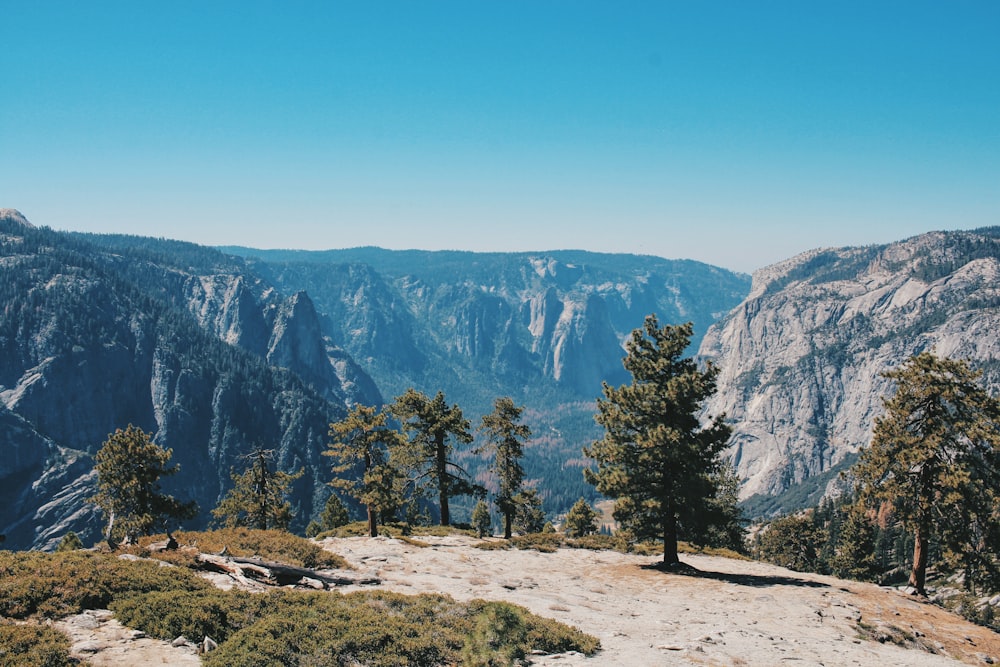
[3,2,998,274]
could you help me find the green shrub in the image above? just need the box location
[0,550,210,619]
[0,622,74,667]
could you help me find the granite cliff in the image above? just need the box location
[700,228,1000,512]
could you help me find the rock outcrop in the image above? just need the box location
[0,212,380,548]
[700,228,1000,508]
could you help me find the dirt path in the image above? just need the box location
[323,535,1000,666]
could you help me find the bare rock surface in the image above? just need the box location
[322,535,1000,666]
[52,609,200,666]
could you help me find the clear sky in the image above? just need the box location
[2,2,998,274]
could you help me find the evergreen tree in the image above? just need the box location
[563,498,598,537]
[326,405,404,538]
[755,513,825,572]
[852,352,1000,595]
[89,425,197,546]
[513,489,546,535]
[477,396,531,539]
[55,531,84,552]
[584,316,731,566]
[212,448,303,531]
[391,388,482,526]
[471,499,492,538]
[319,493,351,531]
[830,503,879,581]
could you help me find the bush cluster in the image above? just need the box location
[0,621,74,667]
[0,550,210,619]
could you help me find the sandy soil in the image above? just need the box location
[323,535,1000,667]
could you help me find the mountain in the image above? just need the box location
[699,228,1000,515]
[221,246,752,510]
[0,210,380,549]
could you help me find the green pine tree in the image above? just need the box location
[212,448,303,531]
[471,499,492,538]
[89,425,197,546]
[584,316,731,566]
[391,389,482,526]
[477,396,531,539]
[853,352,1000,595]
[326,405,404,537]
[563,498,598,538]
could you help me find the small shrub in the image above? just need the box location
[54,532,83,552]
[0,622,74,667]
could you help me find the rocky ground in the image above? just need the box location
[51,535,1000,666]
[327,535,999,667]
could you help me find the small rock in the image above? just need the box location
[75,641,102,654]
[129,630,146,640]
[172,635,192,647]
[202,636,219,653]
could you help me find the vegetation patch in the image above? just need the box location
[0,550,211,620]
[138,528,349,570]
[0,621,74,667]
[111,588,599,666]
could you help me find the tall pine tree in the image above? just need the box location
[478,396,531,539]
[853,352,1000,595]
[584,316,731,566]
[391,389,481,526]
[326,405,404,537]
[89,425,197,545]
[212,448,303,531]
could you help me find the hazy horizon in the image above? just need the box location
[3,2,997,274]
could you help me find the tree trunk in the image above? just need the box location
[504,511,512,539]
[909,527,928,595]
[663,513,679,566]
[366,504,378,538]
[436,438,450,526]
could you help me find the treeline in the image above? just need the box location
[85,315,750,567]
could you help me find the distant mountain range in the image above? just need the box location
[0,209,749,548]
[3,207,997,548]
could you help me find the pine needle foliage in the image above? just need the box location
[89,425,197,545]
[391,388,483,526]
[326,405,404,537]
[212,448,303,531]
[584,316,731,565]
[852,352,1000,595]
[477,397,531,538]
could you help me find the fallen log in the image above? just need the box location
[196,553,380,588]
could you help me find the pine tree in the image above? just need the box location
[513,489,546,535]
[319,493,351,531]
[830,503,879,581]
[55,531,84,552]
[391,389,482,526]
[584,316,731,566]
[89,424,197,545]
[478,396,531,539]
[326,405,404,538]
[212,448,303,531]
[471,499,492,538]
[563,498,598,537]
[853,352,1000,595]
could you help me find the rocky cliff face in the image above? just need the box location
[700,229,1000,509]
[237,248,751,403]
[227,247,751,512]
[0,213,380,549]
